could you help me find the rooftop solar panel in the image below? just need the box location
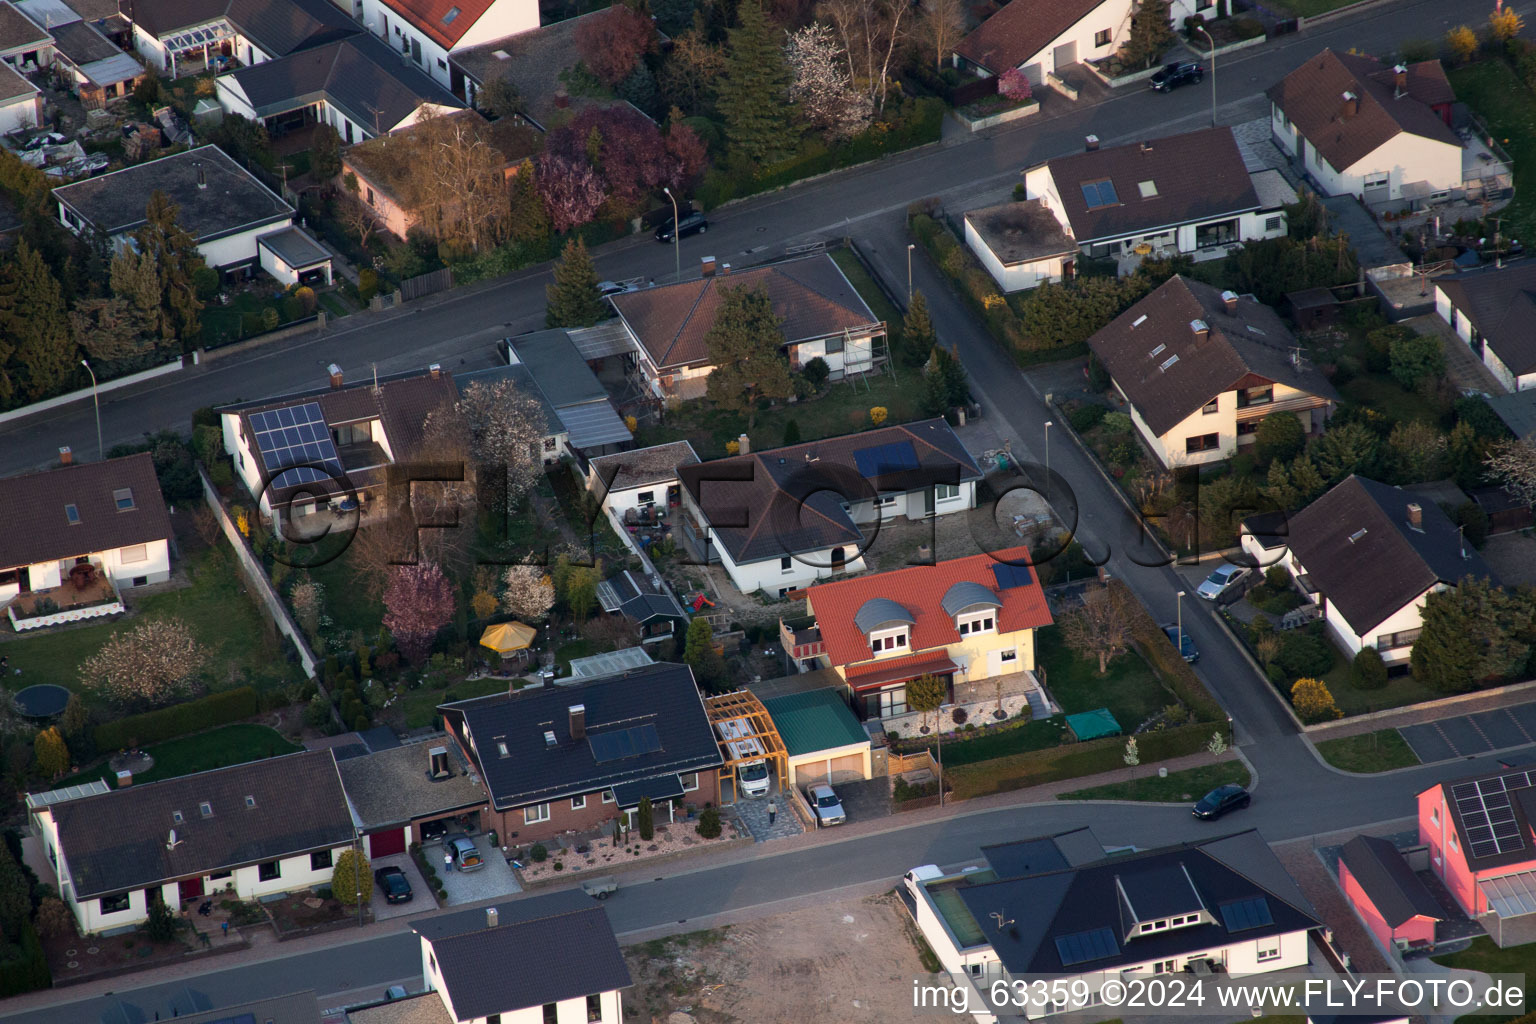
[1453,771,1535,859]
[1218,896,1273,932]
[250,402,343,489]
[991,562,1035,591]
[852,441,919,479]
[1054,927,1119,967]
[588,723,662,763]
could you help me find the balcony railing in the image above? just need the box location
[779,618,825,661]
[1233,394,1331,420]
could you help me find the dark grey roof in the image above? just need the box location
[135,0,356,56]
[0,1,49,53]
[360,725,402,752]
[0,452,171,572]
[510,330,608,407]
[599,569,688,625]
[1487,387,1536,440]
[1241,509,1292,552]
[336,739,486,831]
[964,199,1078,265]
[439,662,722,810]
[981,827,1106,879]
[223,33,462,132]
[47,17,112,60]
[1436,260,1536,376]
[1319,194,1406,270]
[940,580,1001,617]
[590,441,700,493]
[176,992,320,1024]
[447,11,625,128]
[52,144,291,244]
[1288,476,1496,636]
[1339,835,1442,927]
[258,224,330,268]
[956,829,1320,975]
[412,890,632,1018]
[51,750,353,899]
[853,597,914,634]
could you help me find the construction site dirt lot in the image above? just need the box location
[623,891,936,1023]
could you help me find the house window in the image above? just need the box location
[365,187,375,205]
[122,544,148,563]
[602,791,614,804]
[587,993,604,1022]
[1094,28,1111,46]
[210,870,232,881]
[681,773,699,792]
[544,437,558,451]
[1265,215,1282,231]
[1201,398,1219,414]
[525,803,551,824]
[934,483,960,501]
[1196,0,1212,7]
[65,504,80,524]
[1257,943,1281,962]
[871,630,908,652]
[1239,385,1273,407]
[1185,433,1220,453]
[875,493,898,508]
[781,556,793,573]
[429,951,437,973]
[1363,173,1390,191]
[200,802,214,817]
[957,612,995,636]
[999,649,1017,664]
[113,488,135,511]
[258,860,281,881]
[1376,628,1422,651]
[1153,959,1176,973]
[1431,807,1440,825]
[1236,421,1259,436]
[873,686,907,718]
[437,57,447,69]
[311,850,333,871]
[572,795,587,810]
[824,333,844,354]
[543,1004,558,1024]
[99,892,131,914]
[637,490,655,505]
[172,810,183,824]
[132,576,147,587]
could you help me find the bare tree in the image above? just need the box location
[339,175,378,250]
[816,0,912,114]
[1486,438,1536,509]
[1061,584,1134,674]
[399,111,514,255]
[919,0,965,72]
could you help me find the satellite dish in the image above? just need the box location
[166,829,183,850]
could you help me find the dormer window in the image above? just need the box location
[871,628,909,653]
[941,581,1002,637]
[957,610,996,636]
[855,598,915,654]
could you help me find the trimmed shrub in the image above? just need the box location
[1068,404,1107,433]
[696,806,722,838]
[1275,631,1333,679]
[93,687,259,751]
[530,843,548,862]
[1352,647,1388,691]
[1291,677,1343,722]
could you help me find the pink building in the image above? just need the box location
[1337,835,1440,956]
[1419,765,1536,946]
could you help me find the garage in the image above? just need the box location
[762,688,873,789]
[367,827,406,858]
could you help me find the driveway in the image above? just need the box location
[733,780,804,842]
[1482,533,1536,587]
[1399,702,1536,764]
[832,776,892,823]
[367,852,430,922]
[429,834,522,906]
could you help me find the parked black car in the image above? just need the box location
[655,210,708,242]
[1150,60,1204,92]
[1193,784,1250,820]
[1162,624,1199,664]
[373,866,413,903]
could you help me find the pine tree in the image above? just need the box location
[1261,459,1300,512]
[1122,0,1176,70]
[703,284,794,426]
[901,291,937,367]
[545,238,606,328]
[637,795,655,840]
[332,848,373,905]
[33,727,68,779]
[135,192,205,348]
[0,241,75,405]
[938,345,969,406]
[1288,455,1326,504]
[715,1,793,167]
[683,616,726,690]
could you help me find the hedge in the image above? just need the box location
[0,923,50,997]
[94,687,260,752]
[947,720,1213,801]
[1116,580,1226,723]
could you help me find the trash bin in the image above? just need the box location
[996,454,1009,470]
[489,829,499,848]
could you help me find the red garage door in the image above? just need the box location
[368,828,406,857]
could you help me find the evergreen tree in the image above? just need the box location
[715,1,793,167]
[135,192,205,348]
[683,616,726,689]
[938,345,969,406]
[33,727,68,779]
[509,160,552,244]
[0,241,75,405]
[1122,0,1176,69]
[702,284,794,426]
[902,291,936,367]
[332,848,373,905]
[637,795,655,840]
[1288,455,1326,504]
[0,846,31,941]
[545,238,606,328]
[145,896,179,942]
[782,419,801,446]
[1261,458,1300,512]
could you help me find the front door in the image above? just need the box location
[923,487,936,517]
[178,877,203,903]
[831,546,846,571]
[410,37,421,64]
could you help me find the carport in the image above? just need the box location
[762,688,872,788]
[705,690,789,806]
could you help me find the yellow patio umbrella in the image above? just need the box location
[480,621,537,653]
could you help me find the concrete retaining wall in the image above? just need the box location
[952,100,1039,132]
[0,359,182,428]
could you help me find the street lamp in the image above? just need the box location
[1176,590,1186,656]
[1195,25,1217,128]
[354,829,364,928]
[80,359,102,461]
[936,702,954,807]
[1042,420,1053,498]
[662,186,681,283]
[906,243,915,301]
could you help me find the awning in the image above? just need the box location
[480,621,536,653]
[1481,870,1536,917]
[567,321,638,360]
[844,652,957,691]
[555,400,632,449]
[610,774,685,808]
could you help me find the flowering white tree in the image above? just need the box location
[81,618,207,708]
[785,23,872,142]
[419,378,547,512]
[502,560,556,621]
[1486,438,1536,509]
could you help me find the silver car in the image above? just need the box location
[1196,564,1250,601]
[443,834,485,872]
[808,784,846,826]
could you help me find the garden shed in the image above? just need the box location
[1065,708,1121,741]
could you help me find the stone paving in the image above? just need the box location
[367,852,431,922]
[733,782,805,842]
[432,833,521,905]
[1272,837,1395,975]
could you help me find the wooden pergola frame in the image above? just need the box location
[704,690,789,805]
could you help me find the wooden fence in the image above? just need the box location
[400,267,454,302]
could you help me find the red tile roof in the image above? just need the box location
[844,651,959,689]
[376,0,494,49]
[805,545,1052,669]
[954,0,1104,75]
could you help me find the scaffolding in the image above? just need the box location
[704,690,789,805]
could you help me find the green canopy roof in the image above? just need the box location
[1065,708,1122,741]
[762,688,868,756]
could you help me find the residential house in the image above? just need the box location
[675,419,982,597]
[448,10,637,124]
[1435,261,1536,393]
[1022,127,1292,262]
[30,750,355,935]
[1240,476,1495,664]
[438,663,724,845]
[486,328,632,461]
[130,0,356,76]
[595,569,690,646]
[953,0,1199,85]
[1268,49,1465,207]
[19,0,141,104]
[794,544,1052,725]
[587,441,700,519]
[1337,834,1442,957]
[606,254,886,399]
[0,452,171,631]
[362,891,630,1024]
[1087,275,1337,467]
[218,362,459,525]
[0,0,51,72]
[350,0,540,93]
[905,826,1319,1019]
[761,687,873,787]
[963,199,1079,292]
[216,33,464,142]
[340,109,540,239]
[0,58,40,134]
[53,145,332,283]
[1418,762,1536,947]
[335,739,488,860]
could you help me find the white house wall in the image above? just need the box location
[964,217,1072,292]
[451,0,539,47]
[1119,381,1317,469]
[1273,103,1460,201]
[714,538,866,598]
[598,481,674,519]
[1434,285,1536,393]
[0,93,40,134]
[423,933,624,1023]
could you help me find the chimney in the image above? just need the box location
[196,162,206,189]
[1407,502,1423,531]
[429,362,441,379]
[428,745,450,780]
[1084,134,1099,152]
[568,704,586,741]
[58,445,72,466]
[486,907,499,928]
[1341,91,1358,118]
[1190,319,1210,339]
[1394,63,1407,98]
[700,256,716,277]
[719,262,731,275]
[553,86,569,109]
[1220,289,1239,314]
[327,363,344,389]
[737,432,750,455]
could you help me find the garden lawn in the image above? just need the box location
[58,724,300,788]
[830,248,905,353]
[1314,729,1420,773]
[1432,937,1531,1024]
[399,676,510,729]
[300,550,386,639]
[198,292,289,348]
[1,548,292,699]
[1449,61,1536,251]
[1059,761,1250,802]
[1314,638,1440,717]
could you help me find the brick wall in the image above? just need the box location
[492,770,721,847]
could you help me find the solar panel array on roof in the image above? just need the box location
[1454,771,1533,859]
[250,403,344,489]
[1218,896,1273,932]
[1081,180,1119,209]
[1054,926,1120,966]
[588,723,662,763]
[992,562,1036,591]
[852,440,919,478]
